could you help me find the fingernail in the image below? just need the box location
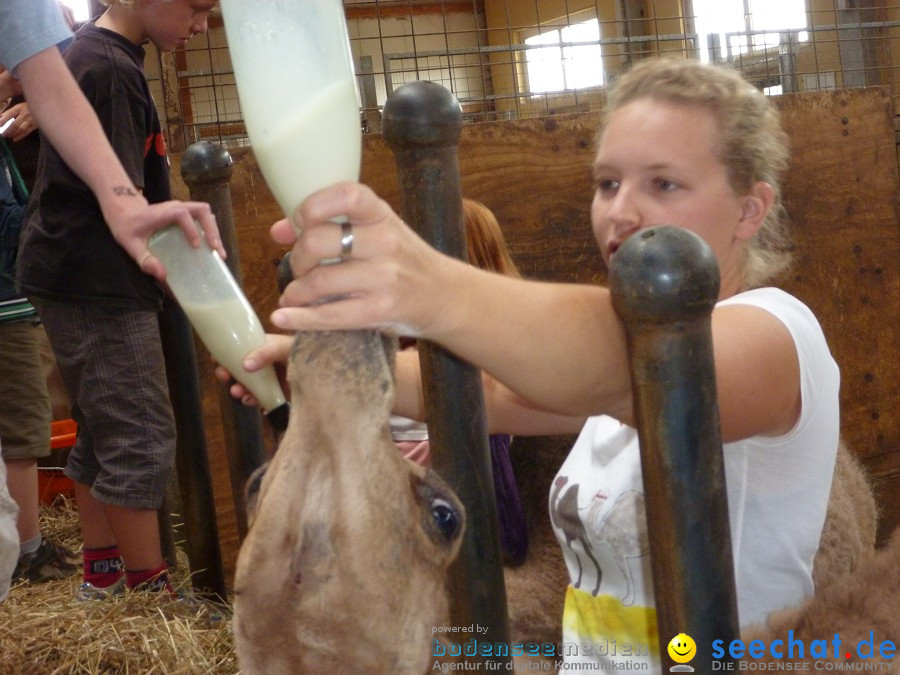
[244,358,257,370]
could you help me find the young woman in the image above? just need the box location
[242,59,840,670]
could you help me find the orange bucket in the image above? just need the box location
[39,419,77,505]
[38,470,75,505]
[50,418,78,450]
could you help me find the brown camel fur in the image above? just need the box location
[811,441,878,589]
[741,527,899,667]
[232,331,465,674]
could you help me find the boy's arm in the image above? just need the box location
[14,47,222,280]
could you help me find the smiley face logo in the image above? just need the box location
[667,633,697,664]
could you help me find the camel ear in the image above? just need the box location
[736,181,775,240]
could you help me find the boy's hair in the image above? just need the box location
[463,198,522,279]
[603,58,792,288]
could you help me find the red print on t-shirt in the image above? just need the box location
[144,133,167,158]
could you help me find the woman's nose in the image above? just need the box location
[606,185,641,234]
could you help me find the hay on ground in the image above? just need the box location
[0,499,239,674]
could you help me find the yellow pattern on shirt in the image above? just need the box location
[562,585,661,660]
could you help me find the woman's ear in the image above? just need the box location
[736,181,775,240]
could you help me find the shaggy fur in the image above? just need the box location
[742,527,900,666]
[812,441,878,589]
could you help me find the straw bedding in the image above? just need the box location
[0,500,239,674]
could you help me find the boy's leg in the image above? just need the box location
[35,302,177,592]
[105,502,170,591]
[104,502,163,570]
[73,481,115,548]
[74,482,124,589]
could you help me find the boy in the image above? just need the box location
[17,0,217,597]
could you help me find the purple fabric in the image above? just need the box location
[489,434,528,566]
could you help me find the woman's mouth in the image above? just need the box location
[607,240,621,258]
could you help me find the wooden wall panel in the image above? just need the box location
[169,86,899,581]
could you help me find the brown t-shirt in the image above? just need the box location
[17,21,168,310]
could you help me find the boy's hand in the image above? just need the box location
[102,197,225,281]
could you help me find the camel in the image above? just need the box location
[232,330,466,674]
[586,489,649,606]
[549,475,603,595]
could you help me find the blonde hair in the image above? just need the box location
[463,198,521,279]
[604,58,793,288]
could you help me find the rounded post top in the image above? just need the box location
[180,141,234,185]
[383,81,463,151]
[609,226,721,324]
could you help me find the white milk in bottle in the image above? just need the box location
[251,80,361,222]
[179,297,286,413]
[220,0,362,224]
[148,225,287,416]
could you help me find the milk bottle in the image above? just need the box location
[149,225,288,426]
[220,0,362,227]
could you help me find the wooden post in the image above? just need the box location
[157,296,227,600]
[179,141,276,540]
[382,81,511,665]
[608,226,740,668]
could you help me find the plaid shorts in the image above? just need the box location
[34,301,176,510]
[0,321,52,460]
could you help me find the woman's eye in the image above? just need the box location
[653,178,679,192]
[594,178,618,193]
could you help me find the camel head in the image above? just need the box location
[233,330,465,674]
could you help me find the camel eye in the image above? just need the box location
[244,462,269,522]
[413,471,465,546]
[431,498,461,539]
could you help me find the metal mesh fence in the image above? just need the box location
[144,1,900,152]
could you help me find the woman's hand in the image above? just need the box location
[214,333,294,406]
[269,181,464,339]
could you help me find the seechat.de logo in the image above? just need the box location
[668,633,697,672]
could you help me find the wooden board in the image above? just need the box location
[169,86,900,580]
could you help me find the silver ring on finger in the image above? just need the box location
[340,221,354,260]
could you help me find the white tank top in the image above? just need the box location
[550,287,840,670]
